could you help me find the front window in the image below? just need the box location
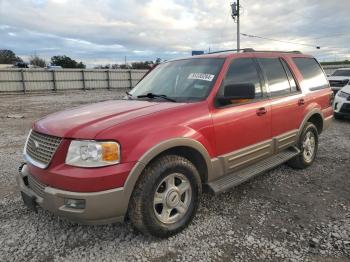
[129,58,224,102]
[332,69,350,77]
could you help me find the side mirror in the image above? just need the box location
[217,83,256,102]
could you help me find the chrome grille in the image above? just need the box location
[28,175,46,198]
[25,130,62,168]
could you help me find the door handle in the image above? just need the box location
[256,107,267,116]
[298,99,305,106]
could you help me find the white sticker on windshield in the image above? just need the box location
[188,73,215,82]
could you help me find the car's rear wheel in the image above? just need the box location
[287,122,318,169]
[128,154,201,238]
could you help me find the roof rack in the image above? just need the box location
[208,48,254,54]
[208,48,302,54]
[251,50,302,54]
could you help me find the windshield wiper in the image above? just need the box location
[124,91,134,100]
[137,93,176,102]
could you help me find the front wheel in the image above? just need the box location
[287,122,318,169]
[128,155,202,238]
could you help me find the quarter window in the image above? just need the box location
[292,57,329,91]
[258,58,291,97]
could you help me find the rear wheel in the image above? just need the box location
[287,122,318,169]
[128,155,201,238]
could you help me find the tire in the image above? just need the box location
[334,113,344,120]
[287,122,318,169]
[128,154,202,238]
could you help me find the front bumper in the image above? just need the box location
[333,97,350,116]
[17,164,128,225]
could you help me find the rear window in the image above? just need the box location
[332,69,350,76]
[292,57,329,91]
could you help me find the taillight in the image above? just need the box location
[330,92,334,106]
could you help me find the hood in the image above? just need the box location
[34,99,184,138]
[339,85,350,94]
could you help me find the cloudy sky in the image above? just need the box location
[0,0,349,67]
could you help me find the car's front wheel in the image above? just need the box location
[128,154,202,238]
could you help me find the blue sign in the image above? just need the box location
[192,50,205,56]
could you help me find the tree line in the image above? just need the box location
[0,49,86,68]
[0,49,161,69]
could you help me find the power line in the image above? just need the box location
[241,33,320,49]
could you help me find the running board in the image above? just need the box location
[207,147,300,194]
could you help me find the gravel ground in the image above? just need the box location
[0,90,349,261]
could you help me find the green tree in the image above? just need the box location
[50,55,86,68]
[0,49,23,64]
[30,55,46,68]
[131,61,154,69]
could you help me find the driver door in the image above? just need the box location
[211,57,272,174]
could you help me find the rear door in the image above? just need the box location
[211,57,272,174]
[257,57,305,151]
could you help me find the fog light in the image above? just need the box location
[64,198,86,209]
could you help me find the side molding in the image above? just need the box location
[274,129,298,152]
[216,139,274,176]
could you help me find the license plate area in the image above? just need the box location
[21,191,38,213]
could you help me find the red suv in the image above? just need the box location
[17,49,333,237]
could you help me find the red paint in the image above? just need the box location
[28,52,333,192]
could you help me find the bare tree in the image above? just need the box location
[30,55,46,68]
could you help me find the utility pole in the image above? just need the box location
[231,1,240,51]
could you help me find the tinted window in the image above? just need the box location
[259,58,291,97]
[218,58,262,102]
[293,57,329,91]
[281,59,298,92]
[332,69,350,77]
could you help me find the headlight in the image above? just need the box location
[66,140,120,167]
[337,91,350,99]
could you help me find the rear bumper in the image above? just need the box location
[17,164,128,225]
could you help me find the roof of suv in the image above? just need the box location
[187,49,313,59]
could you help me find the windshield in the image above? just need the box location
[129,58,224,102]
[332,69,350,76]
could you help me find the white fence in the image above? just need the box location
[0,69,148,93]
[0,65,348,93]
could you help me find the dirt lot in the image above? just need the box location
[0,90,349,261]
